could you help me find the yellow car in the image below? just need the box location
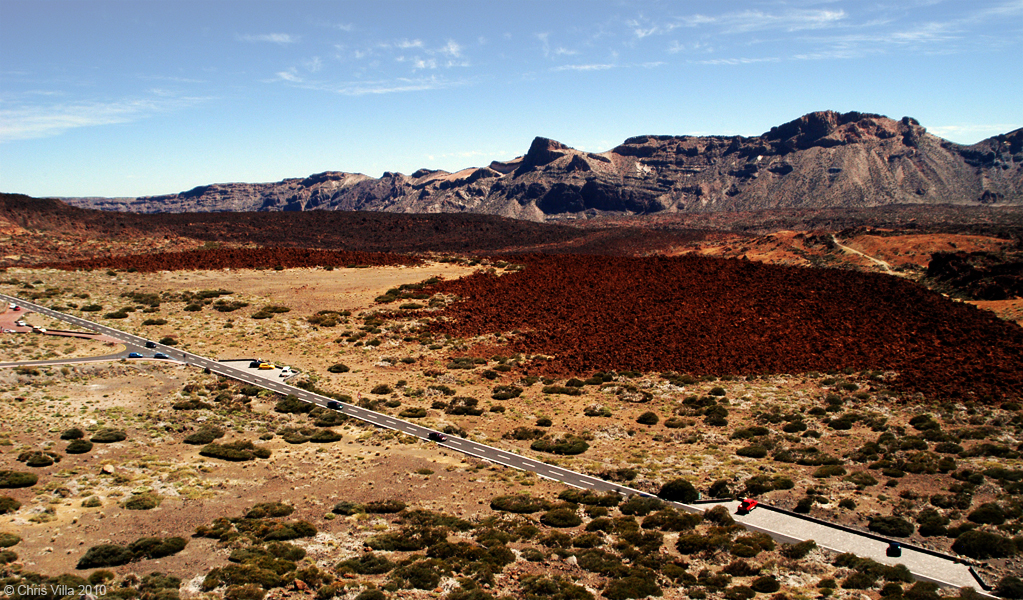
[258,363,275,370]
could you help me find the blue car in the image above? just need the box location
[153,353,169,359]
[128,352,143,358]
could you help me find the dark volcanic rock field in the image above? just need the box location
[416,254,1023,401]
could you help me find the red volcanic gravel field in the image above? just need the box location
[40,246,421,271]
[420,254,1023,400]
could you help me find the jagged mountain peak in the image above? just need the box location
[60,111,1022,220]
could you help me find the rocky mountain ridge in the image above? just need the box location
[64,111,1023,220]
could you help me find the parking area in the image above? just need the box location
[218,359,298,384]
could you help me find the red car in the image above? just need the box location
[737,498,759,514]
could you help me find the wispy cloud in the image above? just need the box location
[0,94,209,142]
[397,39,423,49]
[237,33,298,45]
[690,57,780,66]
[274,69,302,82]
[552,63,615,72]
[332,76,466,96]
[929,123,1021,142]
[439,39,462,58]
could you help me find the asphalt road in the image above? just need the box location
[0,291,986,592]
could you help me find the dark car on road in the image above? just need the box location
[128,352,143,358]
[326,401,341,410]
[249,360,262,368]
[153,353,169,359]
[427,432,447,442]
[145,341,156,348]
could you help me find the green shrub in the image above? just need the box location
[490,495,549,514]
[491,385,523,400]
[225,584,265,600]
[184,426,225,445]
[723,586,755,600]
[60,427,84,440]
[643,508,703,531]
[200,441,270,461]
[751,576,780,593]
[275,395,313,414]
[540,508,582,528]
[967,502,1006,525]
[995,576,1023,600]
[159,336,178,345]
[813,465,847,478]
[845,471,878,487]
[604,575,662,600]
[128,536,187,559]
[780,539,817,559]
[636,411,659,425]
[245,502,294,519]
[399,407,427,418]
[90,429,127,443]
[0,533,21,547]
[124,493,161,510]
[331,501,364,516]
[657,478,699,503]
[365,499,406,514]
[558,489,620,507]
[327,363,350,373]
[371,384,392,395]
[336,552,395,575]
[82,496,102,508]
[0,550,17,564]
[620,495,665,516]
[77,544,135,569]
[531,436,589,455]
[0,496,21,514]
[736,445,768,459]
[542,385,582,396]
[0,470,38,488]
[867,516,914,537]
[951,530,1017,559]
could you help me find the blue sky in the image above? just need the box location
[1,0,1021,198]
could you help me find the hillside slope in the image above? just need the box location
[64,111,1023,220]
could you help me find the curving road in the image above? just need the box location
[0,292,987,592]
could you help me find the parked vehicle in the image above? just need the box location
[427,432,447,442]
[145,341,156,348]
[258,363,275,370]
[128,352,143,358]
[280,367,293,377]
[153,353,169,359]
[249,360,262,368]
[737,498,759,514]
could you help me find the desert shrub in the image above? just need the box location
[540,508,582,528]
[967,502,1006,525]
[307,429,341,443]
[723,586,755,600]
[535,417,553,427]
[783,420,807,433]
[371,384,393,395]
[65,438,93,454]
[780,539,817,559]
[389,558,449,590]
[604,574,662,600]
[751,576,780,593]
[490,495,549,514]
[0,497,21,514]
[722,559,760,577]
[123,493,161,510]
[845,471,878,487]
[531,436,589,455]
[60,427,84,440]
[200,441,270,461]
[709,386,727,396]
[559,489,620,507]
[813,465,847,478]
[77,544,135,569]
[399,407,427,418]
[491,385,523,400]
[658,478,699,503]
[867,516,914,537]
[616,496,663,517]
[353,592,386,600]
[0,533,20,547]
[331,500,364,515]
[542,385,582,396]
[224,584,265,600]
[736,445,768,459]
[245,502,294,519]
[643,508,703,531]
[91,428,127,443]
[0,471,38,488]
[20,451,56,467]
[0,550,17,564]
[705,404,729,426]
[326,363,350,374]
[336,552,395,575]
[275,395,313,414]
[636,411,659,425]
[202,564,285,591]
[995,576,1023,600]
[951,530,1017,559]
[915,509,949,537]
[184,426,225,445]
[128,536,187,559]
[365,499,406,514]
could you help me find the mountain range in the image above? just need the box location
[64,111,1023,220]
